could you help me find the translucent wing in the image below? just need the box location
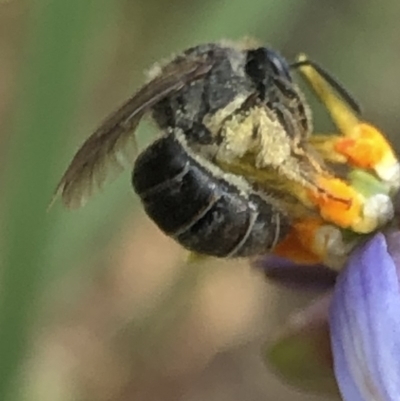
[53,57,213,209]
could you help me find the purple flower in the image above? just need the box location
[260,231,400,400]
[330,232,400,401]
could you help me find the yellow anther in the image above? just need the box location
[296,53,360,136]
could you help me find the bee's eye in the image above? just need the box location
[263,48,292,82]
[246,48,292,83]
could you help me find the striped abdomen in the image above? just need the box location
[132,134,290,257]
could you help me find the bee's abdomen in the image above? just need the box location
[132,135,290,257]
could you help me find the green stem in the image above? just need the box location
[0,1,96,399]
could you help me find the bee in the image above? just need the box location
[53,41,362,259]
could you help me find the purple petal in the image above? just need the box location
[386,230,400,272]
[330,233,400,401]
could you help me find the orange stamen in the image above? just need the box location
[308,177,361,229]
[334,123,396,170]
[273,218,325,264]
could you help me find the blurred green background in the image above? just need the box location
[1,1,399,400]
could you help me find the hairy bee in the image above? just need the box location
[54,41,360,258]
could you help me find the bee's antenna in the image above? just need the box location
[290,59,362,115]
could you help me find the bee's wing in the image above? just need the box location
[53,57,213,209]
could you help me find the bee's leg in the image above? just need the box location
[297,54,400,189]
[308,134,348,164]
[273,217,351,270]
[210,92,261,162]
